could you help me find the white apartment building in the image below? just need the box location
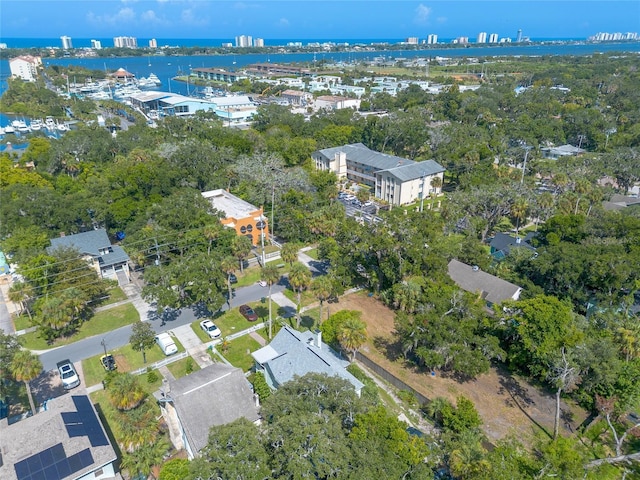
[113,36,137,48]
[314,96,360,111]
[406,37,419,45]
[90,39,102,49]
[235,35,253,47]
[254,38,264,47]
[60,36,73,49]
[9,55,42,82]
[312,143,445,206]
[149,38,158,48]
[489,33,499,43]
[477,32,487,43]
[427,34,438,44]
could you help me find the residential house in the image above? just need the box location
[489,232,537,260]
[281,89,312,106]
[154,364,260,459]
[602,194,640,211]
[251,326,364,396]
[0,395,118,480]
[48,229,130,283]
[541,144,586,160]
[312,143,445,206]
[448,259,523,306]
[201,189,268,246]
[9,56,42,82]
[314,95,361,111]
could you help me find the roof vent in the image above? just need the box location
[472,265,479,272]
[516,237,522,244]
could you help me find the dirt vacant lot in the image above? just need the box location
[328,292,588,444]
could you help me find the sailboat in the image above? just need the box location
[148,56,151,67]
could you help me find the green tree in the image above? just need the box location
[288,262,311,328]
[129,322,156,364]
[232,234,252,273]
[158,459,189,480]
[0,333,21,396]
[280,241,300,266]
[120,439,168,480]
[261,264,280,339]
[10,349,42,415]
[221,255,237,307]
[311,275,334,324]
[191,418,270,480]
[106,372,147,411]
[8,281,34,321]
[337,317,368,361]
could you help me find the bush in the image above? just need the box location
[146,369,159,384]
[251,371,271,401]
[185,357,194,374]
[346,363,379,405]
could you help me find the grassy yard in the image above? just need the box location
[166,356,200,379]
[282,288,317,309]
[19,303,139,350]
[304,247,319,260]
[13,314,32,332]
[96,286,128,306]
[219,335,262,372]
[209,300,270,336]
[234,263,289,288]
[82,338,184,387]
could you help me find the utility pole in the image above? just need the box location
[420,174,427,212]
[521,146,532,185]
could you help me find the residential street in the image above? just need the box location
[38,280,286,372]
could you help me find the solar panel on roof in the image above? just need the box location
[14,443,93,480]
[64,396,108,447]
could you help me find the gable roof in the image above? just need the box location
[252,326,364,393]
[49,229,111,256]
[447,259,522,305]
[158,363,259,455]
[0,395,116,480]
[378,159,445,182]
[48,229,129,268]
[315,143,414,171]
[489,232,536,258]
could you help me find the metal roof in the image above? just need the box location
[315,143,414,171]
[448,259,522,305]
[378,159,445,181]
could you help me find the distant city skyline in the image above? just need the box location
[1,1,638,41]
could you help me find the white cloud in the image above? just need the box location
[437,16,447,24]
[141,9,168,25]
[415,4,431,24]
[277,17,290,27]
[86,7,136,26]
[181,8,209,27]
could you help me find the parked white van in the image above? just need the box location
[155,332,178,355]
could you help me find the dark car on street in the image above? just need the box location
[239,304,258,322]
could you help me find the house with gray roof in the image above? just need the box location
[0,394,117,480]
[541,144,586,160]
[312,143,445,206]
[251,326,364,396]
[448,259,523,306]
[154,363,260,459]
[48,229,130,284]
[489,232,537,260]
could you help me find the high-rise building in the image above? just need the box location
[477,32,487,43]
[90,39,102,50]
[235,35,252,47]
[406,37,419,45]
[516,29,523,42]
[149,38,157,48]
[60,36,73,49]
[489,33,499,43]
[9,55,42,82]
[254,38,264,47]
[427,34,438,44]
[113,36,138,48]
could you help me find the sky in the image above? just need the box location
[1,0,638,41]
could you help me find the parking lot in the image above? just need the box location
[338,192,382,224]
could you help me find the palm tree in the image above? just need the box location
[8,281,33,321]
[203,224,220,256]
[261,264,280,339]
[120,439,168,480]
[221,256,237,307]
[511,197,529,235]
[311,275,333,325]
[117,405,159,452]
[280,242,300,266]
[573,178,591,215]
[430,175,443,194]
[10,350,42,416]
[337,318,368,360]
[107,373,147,411]
[288,262,311,328]
[231,235,252,273]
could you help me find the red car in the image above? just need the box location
[239,304,258,322]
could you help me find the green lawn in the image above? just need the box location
[98,286,128,306]
[166,356,200,379]
[13,314,32,332]
[20,303,139,350]
[234,263,289,288]
[282,288,317,309]
[81,338,184,387]
[219,335,262,372]
[210,300,269,336]
[304,247,319,260]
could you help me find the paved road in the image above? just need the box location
[39,281,286,372]
[0,284,14,334]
